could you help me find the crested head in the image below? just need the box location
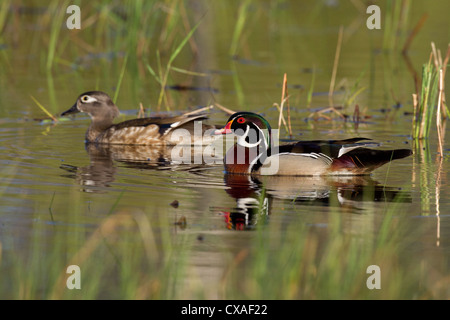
[226,112,271,132]
[217,112,272,150]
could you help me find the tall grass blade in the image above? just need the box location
[156,19,202,110]
[306,67,316,108]
[413,46,444,141]
[30,95,58,122]
[46,1,70,72]
[113,53,129,103]
[229,0,250,56]
[146,63,162,85]
[0,0,11,35]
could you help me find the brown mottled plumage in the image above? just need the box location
[61,91,216,145]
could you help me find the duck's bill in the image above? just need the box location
[61,103,79,117]
[214,120,233,135]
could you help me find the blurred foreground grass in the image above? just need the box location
[1,191,448,300]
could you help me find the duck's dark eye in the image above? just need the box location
[80,95,96,103]
[237,117,245,124]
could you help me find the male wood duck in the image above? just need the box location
[61,91,216,145]
[215,112,412,176]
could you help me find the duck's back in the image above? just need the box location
[93,114,214,145]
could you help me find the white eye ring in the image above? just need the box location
[80,95,97,103]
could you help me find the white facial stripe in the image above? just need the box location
[80,95,98,103]
[237,125,263,148]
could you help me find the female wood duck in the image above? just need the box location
[61,91,216,145]
[215,112,412,176]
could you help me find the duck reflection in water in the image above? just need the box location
[60,142,221,193]
[59,143,411,230]
[222,173,411,231]
[222,174,270,231]
[60,144,117,193]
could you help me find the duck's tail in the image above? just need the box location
[331,148,412,174]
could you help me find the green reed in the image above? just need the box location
[229,0,251,57]
[412,44,449,141]
[112,53,128,103]
[306,67,316,108]
[342,65,368,109]
[46,0,70,72]
[146,19,202,111]
[0,0,11,36]
[383,0,410,52]
[413,58,439,140]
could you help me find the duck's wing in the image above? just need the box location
[277,138,378,158]
[95,114,212,145]
[112,114,209,135]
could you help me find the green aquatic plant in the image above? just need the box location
[412,43,449,142]
[229,0,251,57]
[112,53,128,103]
[306,67,316,109]
[0,0,11,36]
[30,95,58,122]
[413,57,439,140]
[382,0,412,52]
[46,0,70,72]
[146,19,202,111]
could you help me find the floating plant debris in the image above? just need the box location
[165,84,219,94]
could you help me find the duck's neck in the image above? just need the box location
[86,117,114,143]
[225,139,269,174]
[237,126,270,150]
[224,144,261,174]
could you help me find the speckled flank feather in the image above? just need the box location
[97,124,162,145]
[62,91,217,146]
[91,120,215,146]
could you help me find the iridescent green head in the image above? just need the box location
[215,112,272,149]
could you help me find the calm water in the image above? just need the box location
[0,1,450,299]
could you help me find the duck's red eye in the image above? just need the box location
[237,117,245,124]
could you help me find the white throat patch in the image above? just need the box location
[237,125,266,148]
